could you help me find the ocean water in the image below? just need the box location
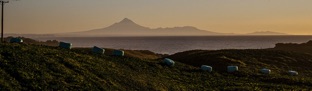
[35,36,312,54]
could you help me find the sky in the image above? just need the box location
[3,0,312,35]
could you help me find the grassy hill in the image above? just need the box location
[4,36,59,46]
[168,49,312,76]
[1,43,312,90]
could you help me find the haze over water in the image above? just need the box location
[36,36,312,54]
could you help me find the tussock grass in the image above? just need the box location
[1,43,312,90]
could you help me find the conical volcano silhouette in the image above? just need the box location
[104,18,150,31]
[119,18,135,23]
[70,18,223,36]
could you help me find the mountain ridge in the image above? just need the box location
[66,18,224,36]
[247,31,288,35]
[58,18,289,36]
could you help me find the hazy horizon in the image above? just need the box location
[3,0,312,35]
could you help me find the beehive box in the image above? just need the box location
[201,65,212,72]
[113,50,124,56]
[288,70,298,76]
[10,38,23,43]
[260,68,271,74]
[92,46,105,54]
[163,58,175,67]
[227,66,238,73]
[59,42,72,49]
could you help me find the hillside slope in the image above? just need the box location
[0,43,312,90]
[168,49,312,76]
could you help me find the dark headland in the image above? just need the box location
[1,37,312,90]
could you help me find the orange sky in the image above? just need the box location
[3,0,312,35]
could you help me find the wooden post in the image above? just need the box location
[0,1,8,43]
[1,1,4,43]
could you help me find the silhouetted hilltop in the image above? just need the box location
[273,40,312,53]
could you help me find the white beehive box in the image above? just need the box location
[92,46,105,54]
[227,66,238,73]
[163,58,175,67]
[288,70,298,76]
[260,68,271,74]
[201,65,212,72]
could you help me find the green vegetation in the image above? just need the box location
[1,42,312,90]
[4,36,59,46]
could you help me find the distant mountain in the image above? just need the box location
[247,31,288,35]
[101,18,150,31]
[65,18,225,36]
[4,33,56,38]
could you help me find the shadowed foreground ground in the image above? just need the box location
[1,42,312,90]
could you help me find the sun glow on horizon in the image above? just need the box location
[3,0,312,35]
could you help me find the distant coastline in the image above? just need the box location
[45,18,289,37]
[5,33,303,38]
[22,35,312,54]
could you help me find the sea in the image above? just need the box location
[34,36,312,54]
